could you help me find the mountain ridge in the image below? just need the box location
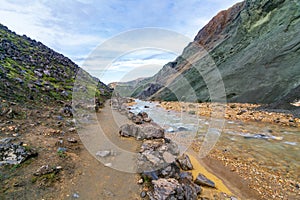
[117,0,300,110]
[0,23,111,105]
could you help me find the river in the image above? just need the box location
[129,99,300,199]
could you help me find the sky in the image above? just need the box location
[0,0,242,84]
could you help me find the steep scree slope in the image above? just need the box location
[0,24,111,104]
[126,0,300,107]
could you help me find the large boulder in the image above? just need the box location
[138,139,180,174]
[148,178,184,200]
[119,124,165,140]
[148,178,199,200]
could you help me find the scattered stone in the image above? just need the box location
[178,126,189,131]
[159,162,181,179]
[34,165,54,176]
[166,127,175,132]
[144,117,152,123]
[176,153,193,170]
[67,138,77,143]
[179,171,193,181]
[0,139,37,165]
[72,193,80,198]
[127,112,135,120]
[188,111,196,115]
[56,166,63,170]
[96,150,111,157]
[194,173,215,188]
[68,127,76,132]
[104,163,112,167]
[132,116,143,124]
[140,191,147,198]
[137,178,144,184]
[138,111,149,119]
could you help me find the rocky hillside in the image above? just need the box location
[125,0,300,107]
[0,23,111,104]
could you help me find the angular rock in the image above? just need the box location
[159,162,181,179]
[138,139,180,174]
[138,111,149,119]
[179,171,193,181]
[194,173,215,188]
[96,150,111,157]
[143,117,152,123]
[132,116,143,124]
[148,178,184,200]
[119,124,164,140]
[0,139,37,165]
[176,153,193,170]
[34,165,54,176]
[180,178,202,199]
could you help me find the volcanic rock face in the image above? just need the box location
[125,0,300,106]
[0,24,111,103]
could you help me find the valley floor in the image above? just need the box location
[1,99,299,199]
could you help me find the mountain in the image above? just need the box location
[0,23,111,105]
[121,0,300,107]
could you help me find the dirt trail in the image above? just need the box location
[70,101,142,199]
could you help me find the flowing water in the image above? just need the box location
[129,100,300,183]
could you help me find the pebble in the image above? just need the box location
[67,138,77,143]
[56,166,63,170]
[72,193,80,198]
[137,178,144,184]
[104,163,112,167]
[140,191,147,198]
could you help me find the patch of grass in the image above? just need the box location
[10,164,21,172]
[31,172,58,184]
[31,176,38,183]
[42,172,56,181]
[57,150,67,158]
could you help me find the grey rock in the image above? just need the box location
[132,116,143,124]
[140,191,147,198]
[138,139,180,175]
[194,173,215,188]
[34,165,54,176]
[67,138,77,143]
[179,171,193,181]
[0,140,37,165]
[177,153,193,171]
[96,150,110,157]
[119,124,165,140]
[148,178,184,200]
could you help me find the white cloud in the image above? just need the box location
[0,0,243,83]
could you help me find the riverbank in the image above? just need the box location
[158,101,300,199]
[160,101,300,127]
